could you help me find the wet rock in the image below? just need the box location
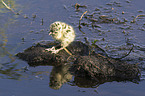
[16,41,89,66]
[16,41,140,83]
[70,54,140,82]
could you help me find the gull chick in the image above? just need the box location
[46,21,75,55]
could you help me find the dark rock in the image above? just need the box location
[16,40,140,86]
[70,54,140,82]
[16,41,89,66]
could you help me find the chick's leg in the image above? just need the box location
[46,47,72,55]
[45,46,60,54]
[63,47,72,56]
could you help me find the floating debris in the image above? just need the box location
[131,14,145,23]
[75,3,87,11]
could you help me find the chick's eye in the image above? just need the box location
[50,29,53,32]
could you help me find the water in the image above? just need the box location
[0,0,145,96]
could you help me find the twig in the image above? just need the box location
[114,44,134,60]
[90,61,104,72]
[1,0,18,15]
[78,27,85,34]
[75,3,80,11]
[131,14,145,23]
[79,11,87,25]
[78,11,87,34]
[79,11,87,28]
[91,41,134,60]
[75,3,87,11]
[1,0,11,9]
[41,18,44,25]
[91,43,109,57]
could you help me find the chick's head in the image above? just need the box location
[49,21,75,48]
[49,22,63,40]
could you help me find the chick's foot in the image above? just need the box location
[45,46,60,54]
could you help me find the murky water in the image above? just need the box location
[0,0,145,96]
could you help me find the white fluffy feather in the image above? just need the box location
[46,21,75,54]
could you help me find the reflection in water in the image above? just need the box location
[0,27,15,63]
[49,64,72,90]
[0,27,20,79]
[0,63,22,80]
[0,0,21,79]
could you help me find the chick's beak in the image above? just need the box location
[49,32,52,35]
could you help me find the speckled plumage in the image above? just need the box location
[46,21,75,54]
